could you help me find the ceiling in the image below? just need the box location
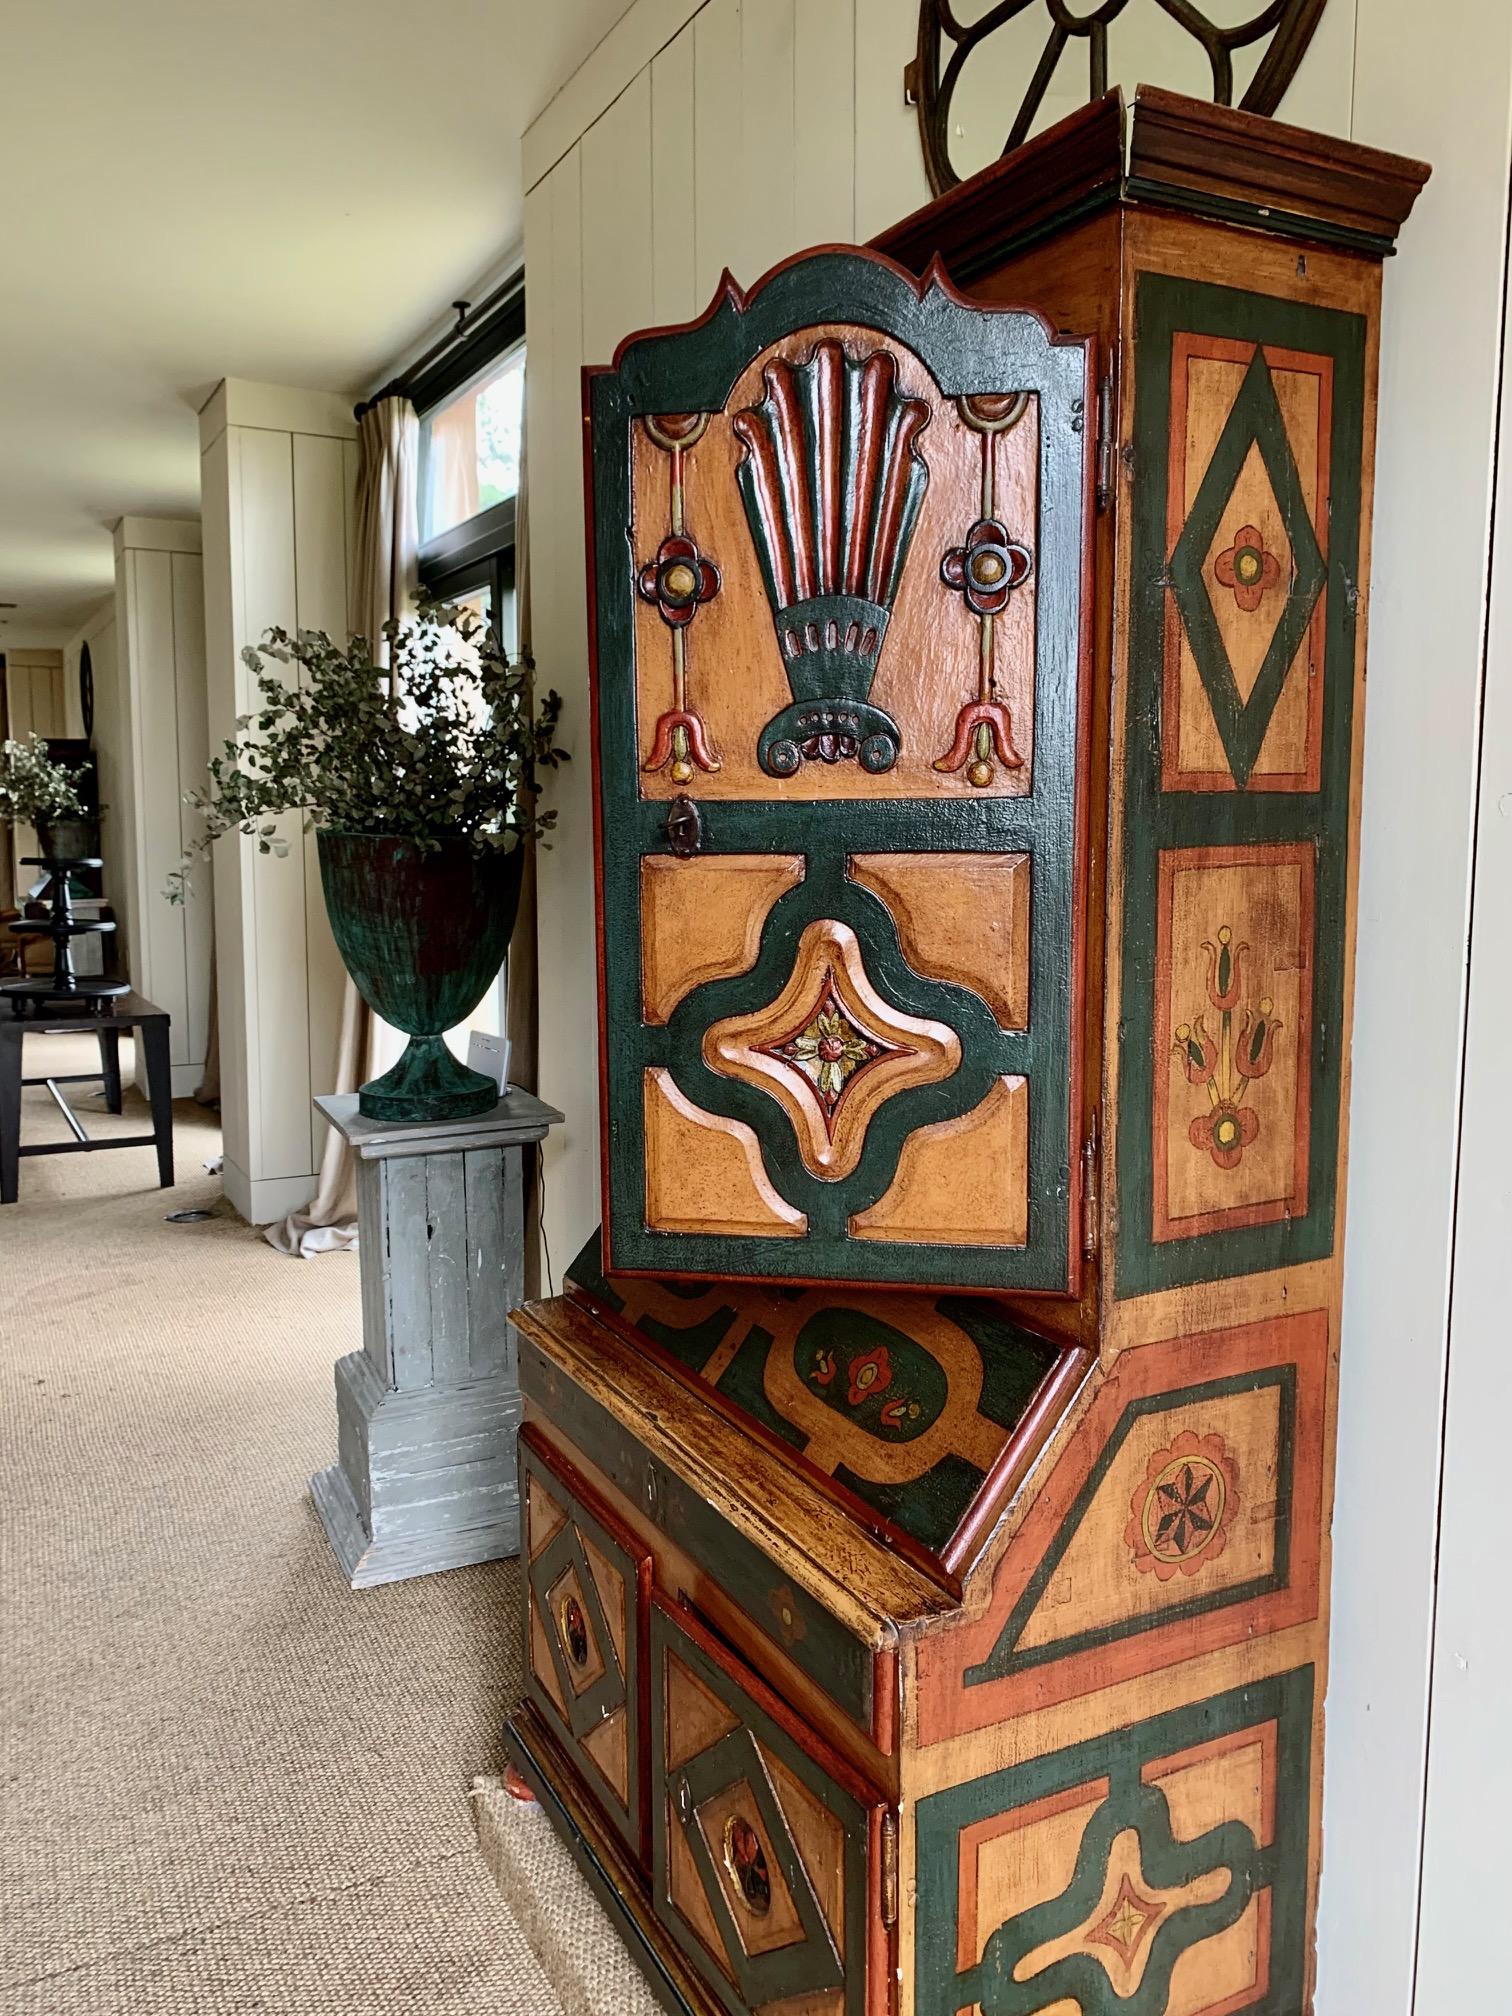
[0,0,636,643]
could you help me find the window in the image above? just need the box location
[407,279,526,1057]
[418,342,525,545]
[414,280,526,650]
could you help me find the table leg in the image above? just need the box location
[98,1025,123,1113]
[139,1017,174,1188]
[0,1025,21,1205]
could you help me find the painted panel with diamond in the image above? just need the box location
[651,1599,879,2016]
[1116,272,1365,1296]
[1162,337,1332,794]
[521,1428,651,1860]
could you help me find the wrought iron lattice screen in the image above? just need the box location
[906,0,1329,196]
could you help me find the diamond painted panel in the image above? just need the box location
[1117,274,1366,1297]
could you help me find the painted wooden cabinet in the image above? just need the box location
[592,264,1093,1293]
[506,87,1427,2016]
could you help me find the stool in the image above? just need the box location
[0,991,173,1204]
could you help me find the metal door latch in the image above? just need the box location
[666,795,702,857]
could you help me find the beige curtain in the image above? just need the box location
[264,397,418,1258]
[507,410,543,1295]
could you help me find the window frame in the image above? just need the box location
[414,281,525,628]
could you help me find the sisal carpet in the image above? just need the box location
[0,1032,578,2014]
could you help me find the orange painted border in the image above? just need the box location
[952,1746,1274,2011]
[1152,841,1315,1245]
[955,1778,1112,1972]
[1194,1889,1273,2016]
[1160,334,1332,796]
[1142,1719,1278,2011]
[1142,1718,1280,1850]
[915,1311,1329,1746]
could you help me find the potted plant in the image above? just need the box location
[0,734,93,860]
[170,600,566,1122]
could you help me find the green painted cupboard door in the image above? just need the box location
[587,250,1093,1293]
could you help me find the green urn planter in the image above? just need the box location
[34,814,98,862]
[317,831,525,1123]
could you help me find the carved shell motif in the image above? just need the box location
[732,341,931,774]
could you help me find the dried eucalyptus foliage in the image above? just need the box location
[167,600,566,902]
[0,733,87,826]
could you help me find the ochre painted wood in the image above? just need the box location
[520,1425,652,1861]
[847,851,1031,1030]
[642,854,806,1025]
[507,85,1426,2016]
[644,1066,809,1239]
[847,1074,1028,1247]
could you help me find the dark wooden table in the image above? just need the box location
[0,990,173,1203]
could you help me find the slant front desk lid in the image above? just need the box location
[566,1230,1090,1580]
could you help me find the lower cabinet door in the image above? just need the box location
[651,1596,889,2016]
[520,1424,651,1861]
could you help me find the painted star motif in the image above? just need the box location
[1089,1873,1164,1965]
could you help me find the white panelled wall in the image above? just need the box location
[199,380,357,1225]
[113,517,212,1096]
[520,1,1512,2008]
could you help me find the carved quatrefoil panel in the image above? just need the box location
[703,918,961,1182]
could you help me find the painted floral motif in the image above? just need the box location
[637,415,722,782]
[641,706,720,783]
[934,392,1033,790]
[847,1345,892,1405]
[942,516,1033,617]
[1174,925,1281,1170]
[1126,1430,1238,1581]
[794,1311,936,1443]
[1213,522,1282,612]
[933,699,1024,789]
[722,1814,772,1917]
[804,1337,926,1429]
[765,978,905,1127]
[637,532,721,628]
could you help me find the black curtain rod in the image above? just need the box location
[354,272,524,422]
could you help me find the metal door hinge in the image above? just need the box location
[1081,1111,1101,1261]
[881,1811,899,1928]
[1095,373,1115,512]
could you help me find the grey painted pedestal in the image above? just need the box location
[309,1088,562,1589]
